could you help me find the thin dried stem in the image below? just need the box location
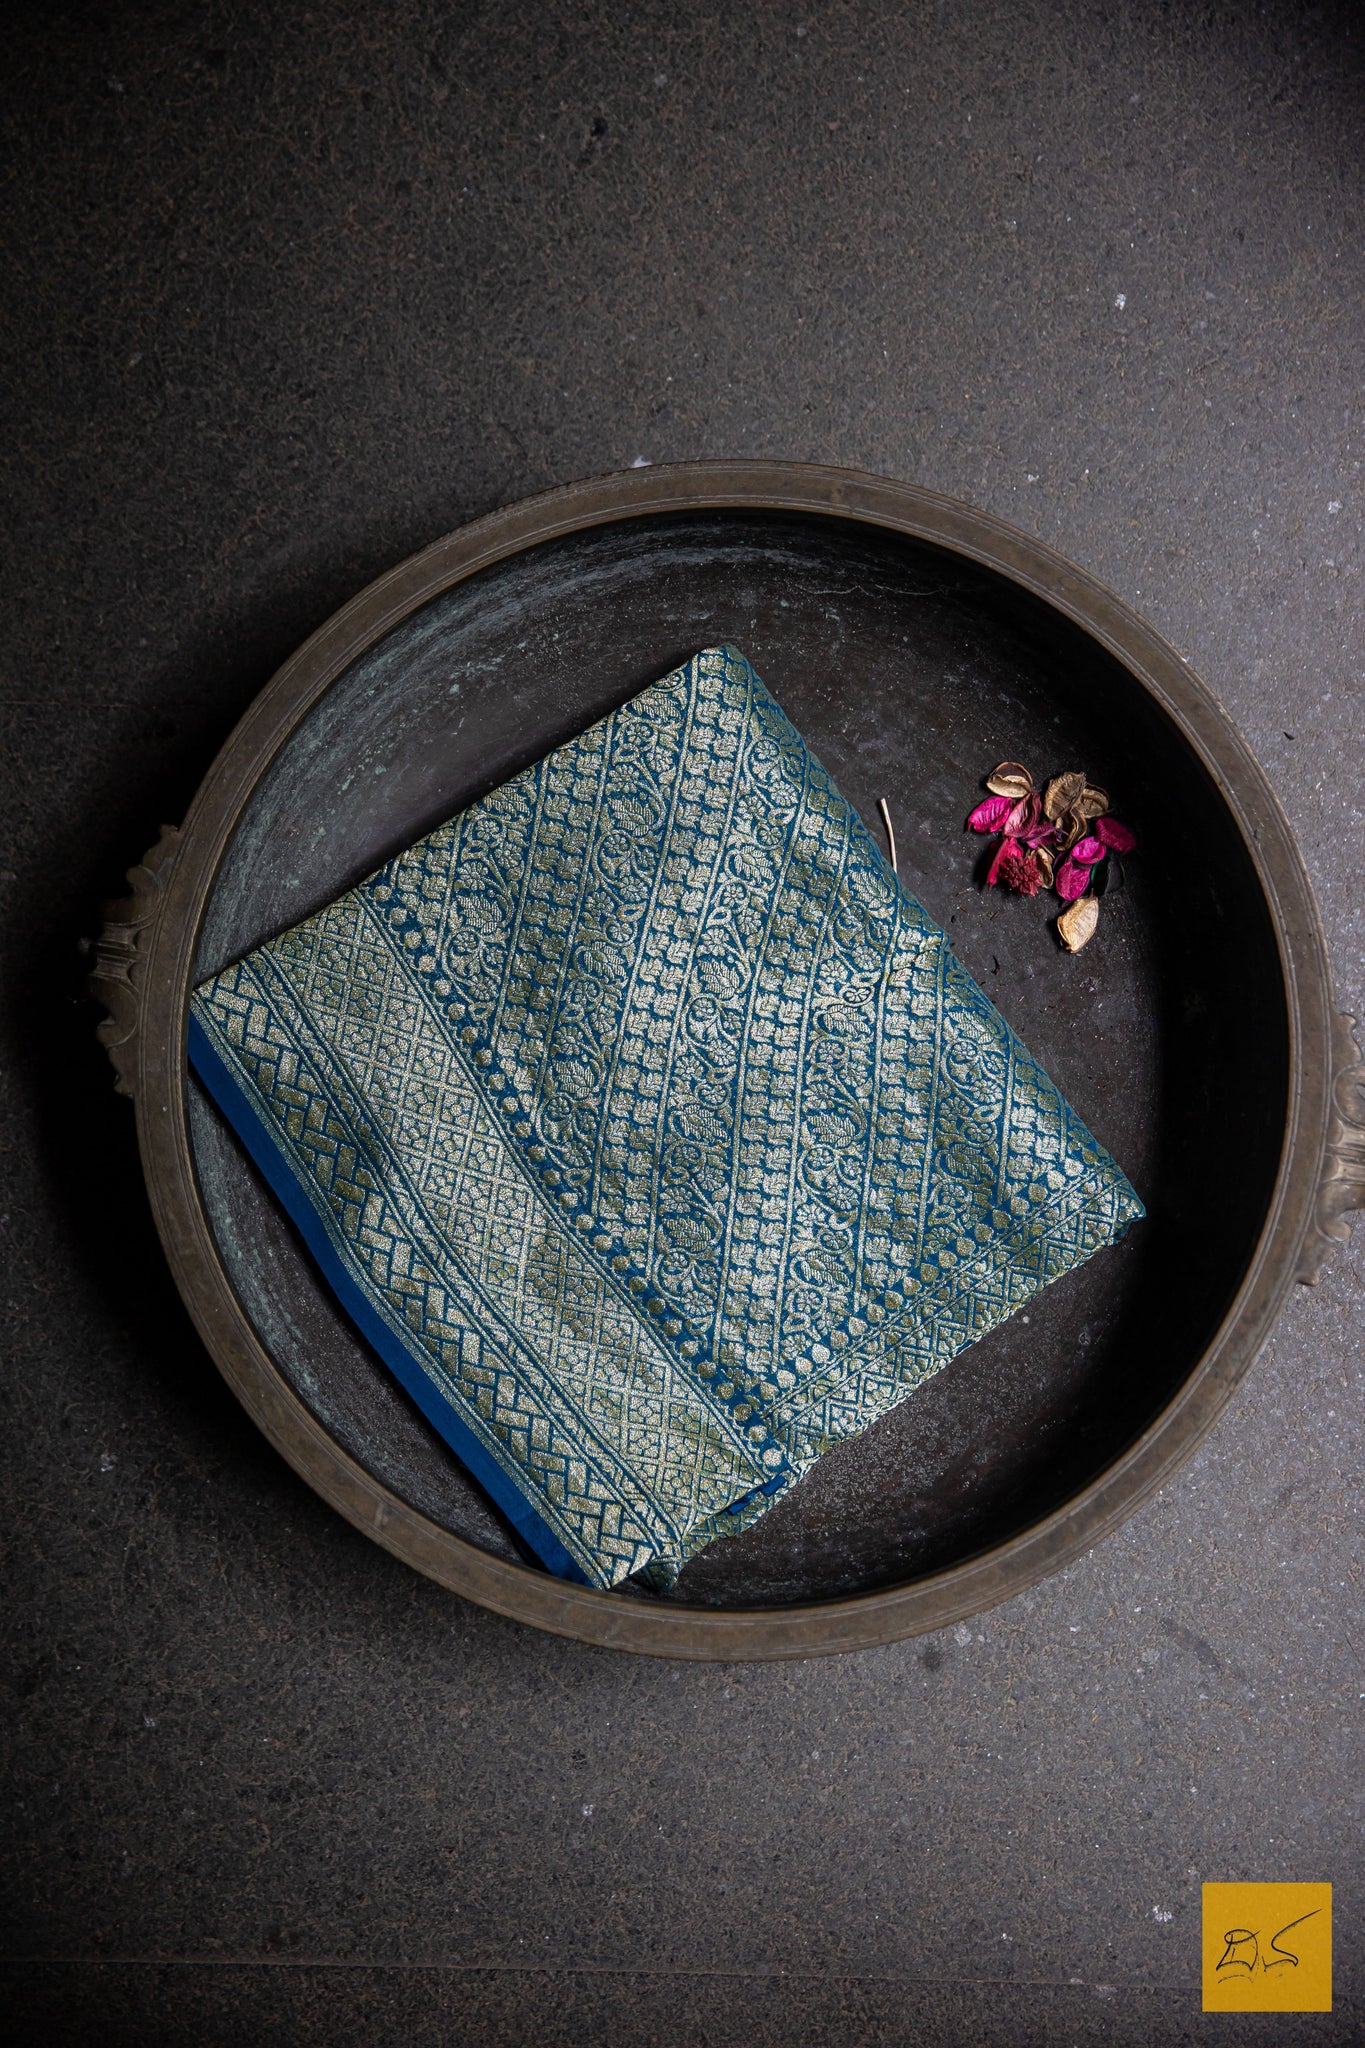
[878,796,898,874]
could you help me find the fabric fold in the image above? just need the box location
[190,644,1143,1590]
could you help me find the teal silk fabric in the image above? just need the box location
[189,646,1143,1590]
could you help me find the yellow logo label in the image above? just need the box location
[1202,1883,1331,2012]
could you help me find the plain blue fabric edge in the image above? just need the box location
[185,1009,592,1587]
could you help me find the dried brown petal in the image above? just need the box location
[1076,783,1110,821]
[1057,895,1099,952]
[1034,845,1055,888]
[1057,805,1086,850]
[1043,770,1087,822]
[985,761,1034,799]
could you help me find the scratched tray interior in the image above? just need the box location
[189,510,1286,1607]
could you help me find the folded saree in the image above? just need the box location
[189,645,1143,1590]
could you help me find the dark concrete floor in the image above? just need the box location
[2,3,1362,2043]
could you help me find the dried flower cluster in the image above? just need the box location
[967,761,1136,952]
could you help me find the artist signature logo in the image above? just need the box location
[1214,1909,1321,1980]
[1202,1883,1331,2013]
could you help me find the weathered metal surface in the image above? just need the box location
[87,825,181,1098]
[1296,1008,1365,1284]
[93,463,1358,1656]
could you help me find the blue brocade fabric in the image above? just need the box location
[189,646,1143,1590]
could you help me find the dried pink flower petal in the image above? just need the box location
[1002,792,1039,837]
[1093,814,1136,854]
[1055,856,1092,901]
[985,836,1016,887]
[966,759,1134,943]
[1021,818,1060,849]
[968,795,1013,832]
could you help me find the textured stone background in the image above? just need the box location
[1,3,1361,2042]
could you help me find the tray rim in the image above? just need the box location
[118,460,1341,1658]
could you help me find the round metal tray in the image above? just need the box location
[93,463,1364,1658]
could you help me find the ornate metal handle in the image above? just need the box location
[87,825,181,1099]
[1297,1009,1365,1285]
